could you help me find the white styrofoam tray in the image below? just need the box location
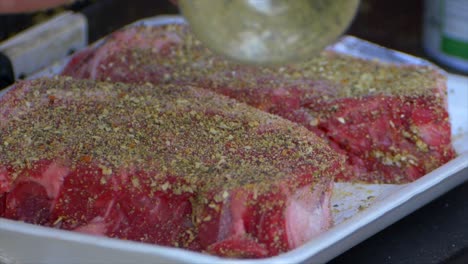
[0,15,467,264]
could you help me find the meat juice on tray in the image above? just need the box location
[62,23,456,184]
[0,78,343,258]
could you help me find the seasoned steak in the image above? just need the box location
[0,78,343,258]
[62,24,456,183]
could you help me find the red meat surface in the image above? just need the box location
[0,78,343,258]
[62,24,456,183]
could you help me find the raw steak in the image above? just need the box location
[0,77,344,258]
[62,24,456,183]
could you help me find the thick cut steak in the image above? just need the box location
[62,24,456,183]
[0,78,343,258]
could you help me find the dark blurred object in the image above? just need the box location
[0,14,34,41]
[82,0,177,42]
[345,0,424,57]
[444,248,468,264]
[0,1,93,41]
[0,52,14,87]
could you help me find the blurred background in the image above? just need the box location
[0,0,452,69]
[0,0,467,263]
